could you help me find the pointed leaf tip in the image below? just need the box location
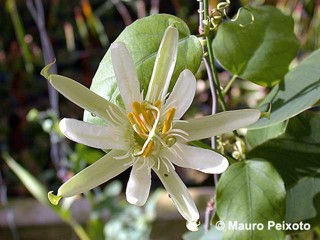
[48,191,62,205]
[40,60,56,79]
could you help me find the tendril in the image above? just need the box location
[208,0,255,30]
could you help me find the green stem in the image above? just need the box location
[69,220,91,240]
[203,0,227,112]
[206,35,227,111]
[6,0,34,73]
[223,74,238,94]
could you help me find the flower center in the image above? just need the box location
[127,101,176,158]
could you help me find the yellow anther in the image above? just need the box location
[132,101,142,113]
[142,140,154,157]
[154,100,162,109]
[127,112,136,126]
[162,108,176,134]
[128,111,148,134]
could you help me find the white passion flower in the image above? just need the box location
[42,26,260,231]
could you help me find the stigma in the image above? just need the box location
[127,101,176,157]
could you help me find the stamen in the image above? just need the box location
[162,108,176,134]
[154,100,162,109]
[132,124,148,138]
[142,141,154,157]
[133,112,149,133]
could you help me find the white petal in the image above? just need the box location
[165,69,196,119]
[111,42,141,112]
[57,150,130,198]
[126,163,151,206]
[164,143,228,174]
[175,109,261,141]
[146,26,179,102]
[59,118,129,150]
[45,73,125,124]
[153,159,199,228]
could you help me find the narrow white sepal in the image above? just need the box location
[59,118,129,150]
[126,163,151,206]
[111,42,141,112]
[57,150,130,198]
[164,143,229,174]
[175,109,261,141]
[165,69,196,119]
[146,26,179,102]
[153,159,199,224]
[47,74,125,124]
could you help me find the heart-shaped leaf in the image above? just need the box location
[216,160,286,240]
[249,49,320,129]
[248,111,320,228]
[84,14,202,125]
[212,5,299,86]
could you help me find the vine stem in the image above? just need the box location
[203,0,227,112]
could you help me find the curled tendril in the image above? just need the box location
[208,0,255,29]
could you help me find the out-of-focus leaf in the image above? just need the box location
[84,14,202,125]
[6,0,34,72]
[3,152,91,240]
[103,180,122,197]
[248,111,320,228]
[216,160,286,239]
[74,143,104,164]
[212,5,299,86]
[3,152,49,206]
[249,49,320,129]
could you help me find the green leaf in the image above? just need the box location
[246,121,287,149]
[247,111,320,228]
[84,14,202,125]
[212,5,299,86]
[249,49,320,129]
[3,153,91,240]
[216,160,286,240]
[3,152,50,206]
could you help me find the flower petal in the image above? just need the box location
[165,69,196,119]
[59,118,129,150]
[164,143,228,174]
[41,65,125,124]
[111,42,141,112]
[146,26,179,103]
[153,159,200,231]
[175,109,261,141]
[126,163,151,206]
[56,150,130,199]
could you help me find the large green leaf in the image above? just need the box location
[216,160,286,240]
[249,49,320,129]
[246,121,287,149]
[212,5,299,86]
[248,111,320,227]
[84,14,202,125]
